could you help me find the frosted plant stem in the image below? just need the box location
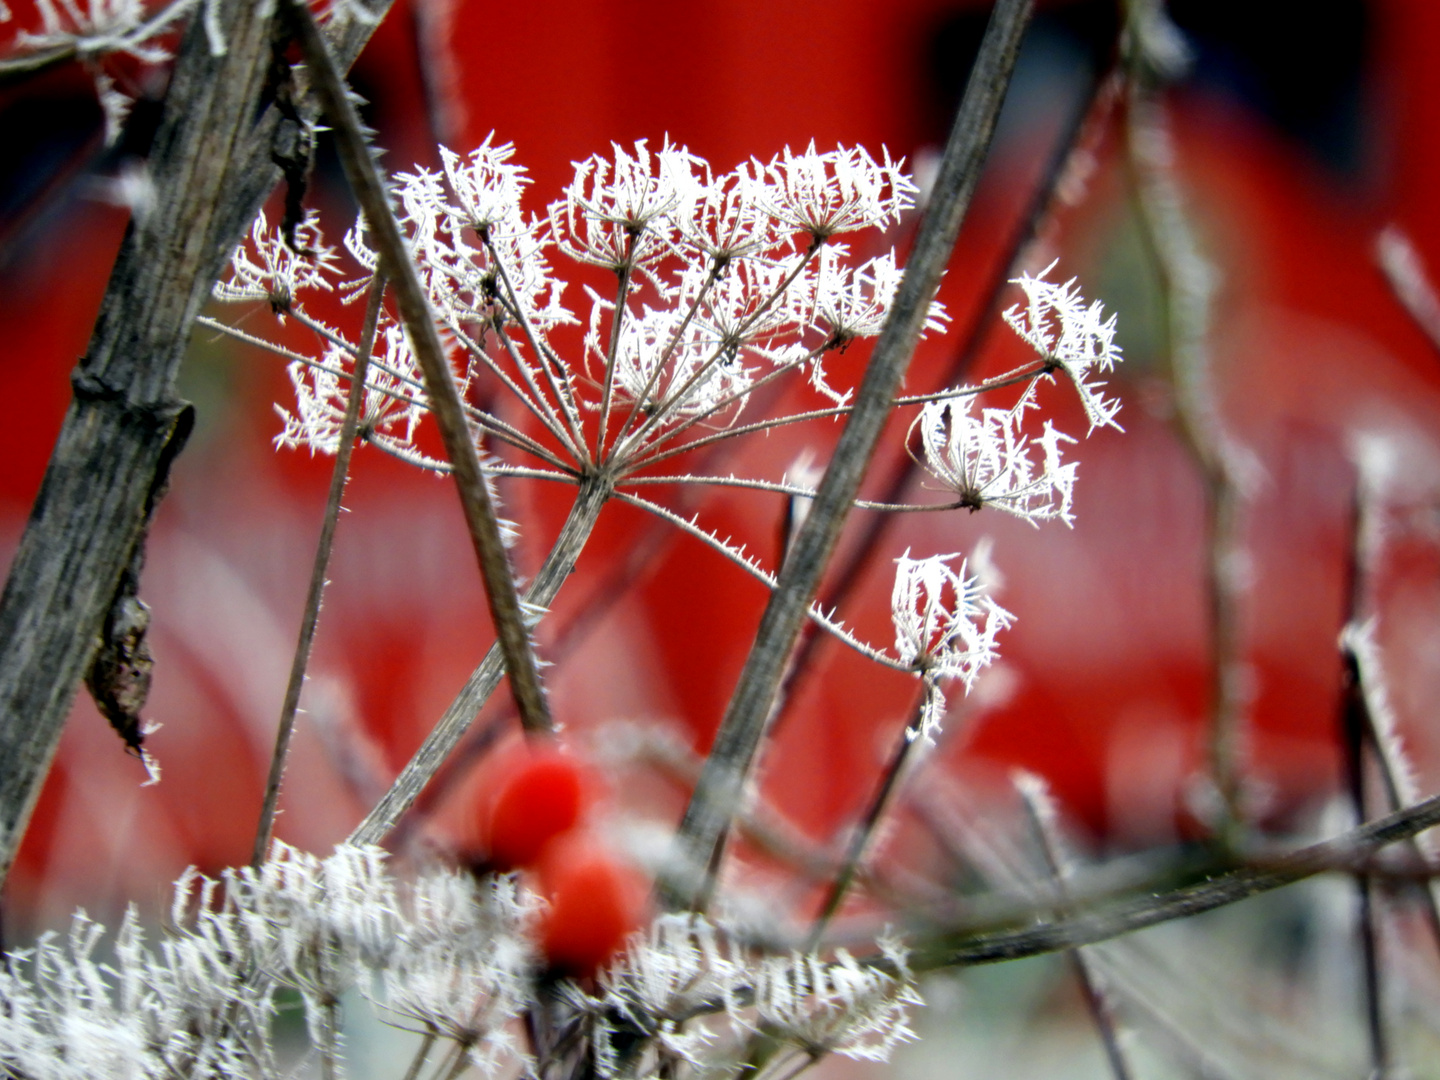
[611,259,724,450]
[624,358,1055,475]
[252,274,386,868]
[321,999,341,1080]
[283,0,554,736]
[401,1033,438,1080]
[349,477,610,845]
[482,234,590,462]
[1339,491,1407,1078]
[613,243,824,465]
[1016,781,1135,1080]
[904,789,1440,972]
[807,688,928,948]
[596,246,637,460]
[664,0,1036,913]
[1341,644,1390,1080]
[1123,78,1245,846]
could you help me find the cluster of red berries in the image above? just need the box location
[474,737,646,975]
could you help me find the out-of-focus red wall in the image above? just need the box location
[3,0,1440,931]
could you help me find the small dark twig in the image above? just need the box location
[281,0,554,737]
[252,273,386,867]
[1016,776,1136,1080]
[807,688,928,948]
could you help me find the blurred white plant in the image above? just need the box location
[582,914,921,1077]
[748,934,920,1062]
[0,843,539,1080]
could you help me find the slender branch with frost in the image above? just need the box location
[253,274,387,868]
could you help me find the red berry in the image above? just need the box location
[537,833,647,975]
[481,745,588,869]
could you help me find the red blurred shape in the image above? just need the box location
[479,741,589,869]
[537,832,647,976]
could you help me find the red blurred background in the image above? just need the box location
[3,0,1440,940]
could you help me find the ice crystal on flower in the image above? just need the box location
[892,550,1013,741]
[1002,264,1123,432]
[754,144,917,241]
[590,914,747,1071]
[0,843,543,1079]
[382,870,536,1068]
[676,164,782,262]
[593,298,754,420]
[397,153,573,335]
[273,323,432,460]
[811,246,946,345]
[749,941,920,1061]
[916,396,1078,525]
[551,140,701,279]
[213,210,339,314]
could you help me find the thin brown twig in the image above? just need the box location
[1016,777,1135,1080]
[252,273,387,867]
[282,0,554,736]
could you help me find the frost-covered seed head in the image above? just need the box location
[1002,263,1123,432]
[915,397,1078,526]
[752,144,917,242]
[214,210,339,314]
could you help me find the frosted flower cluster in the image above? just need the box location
[0,852,926,1080]
[6,0,204,144]
[1001,263,1124,432]
[274,325,433,461]
[891,550,1013,742]
[215,136,938,478]
[0,843,536,1080]
[915,396,1078,525]
[585,914,921,1076]
[213,211,339,315]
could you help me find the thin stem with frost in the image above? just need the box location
[1341,644,1390,1079]
[449,321,585,466]
[611,257,726,449]
[401,1032,438,1080]
[619,336,839,471]
[610,489,903,670]
[623,358,1056,476]
[596,241,639,460]
[253,274,386,868]
[283,0,553,735]
[350,477,611,843]
[1016,779,1135,1080]
[903,788,1440,971]
[665,0,1037,912]
[612,241,825,462]
[1124,74,1246,844]
[619,471,971,514]
[482,229,592,461]
[807,687,928,948]
[196,314,575,471]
